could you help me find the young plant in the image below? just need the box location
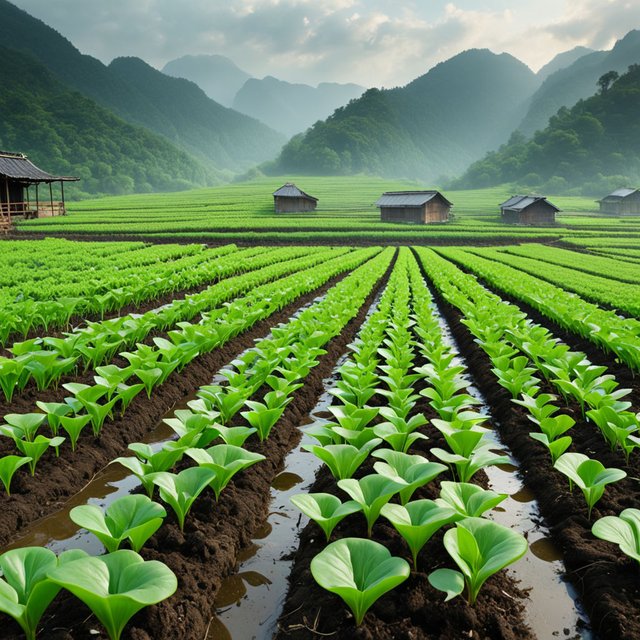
[310,538,410,625]
[0,546,84,640]
[554,452,627,518]
[428,517,527,604]
[184,444,265,499]
[372,449,447,504]
[435,481,507,518]
[529,433,572,464]
[380,499,458,569]
[290,493,362,540]
[149,467,217,531]
[112,443,185,497]
[431,444,509,483]
[35,401,73,436]
[0,455,32,495]
[337,474,406,536]
[70,494,167,552]
[16,436,65,475]
[58,414,92,451]
[48,549,177,640]
[241,391,293,441]
[592,508,640,564]
[0,413,47,442]
[303,441,380,480]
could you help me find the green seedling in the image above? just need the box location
[373,423,427,453]
[1,413,47,442]
[290,493,362,540]
[48,549,177,640]
[428,517,527,604]
[198,385,248,424]
[592,508,640,564]
[513,393,558,423]
[587,406,640,462]
[134,367,163,398]
[372,449,446,504]
[529,433,573,464]
[58,414,92,451]
[0,455,32,495]
[338,474,406,536]
[380,499,458,569]
[114,383,145,416]
[310,538,410,625]
[328,403,379,431]
[331,427,380,448]
[303,441,381,480]
[0,357,24,402]
[491,355,539,399]
[0,546,84,640]
[241,393,292,441]
[431,444,509,483]
[149,467,217,531]
[35,401,72,436]
[184,444,265,499]
[70,494,166,553]
[554,452,627,518]
[435,481,507,518]
[112,443,185,498]
[16,436,65,475]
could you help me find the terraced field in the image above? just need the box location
[1,189,640,639]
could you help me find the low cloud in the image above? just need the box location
[9,0,640,87]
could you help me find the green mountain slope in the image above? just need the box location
[162,54,252,107]
[109,57,285,173]
[0,0,284,175]
[270,49,538,181]
[519,30,640,136]
[453,64,640,195]
[233,76,365,137]
[0,46,214,196]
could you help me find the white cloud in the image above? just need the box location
[8,0,640,86]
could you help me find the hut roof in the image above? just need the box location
[500,195,560,212]
[0,151,78,183]
[273,183,318,201]
[375,191,452,208]
[599,188,639,201]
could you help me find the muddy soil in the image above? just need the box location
[422,259,640,640]
[0,256,394,639]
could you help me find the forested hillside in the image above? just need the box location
[269,50,538,181]
[109,57,285,173]
[453,64,640,195]
[0,47,215,196]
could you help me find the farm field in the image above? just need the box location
[12,176,640,247]
[0,231,639,640]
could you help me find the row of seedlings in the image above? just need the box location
[0,246,347,401]
[416,247,640,638]
[281,248,528,636]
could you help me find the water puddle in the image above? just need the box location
[433,295,593,639]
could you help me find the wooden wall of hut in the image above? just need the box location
[274,196,317,213]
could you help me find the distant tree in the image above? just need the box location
[597,70,619,94]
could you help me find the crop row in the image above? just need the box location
[0,247,394,640]
[0,246,349,400]
[437,247,640,371]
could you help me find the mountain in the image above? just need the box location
[453,63,640,195]
[519,30,640,136]
[109,57,285,173]
[0,46,215,196]
[162,54,252,107]
[233,77,365,137]
[270,49,538,181]
[0,0,283,175]
[536,46,594,81]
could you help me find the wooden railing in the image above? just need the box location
[0,202,66,218]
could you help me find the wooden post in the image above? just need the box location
[60,180,65,215]
[49,181,54,216]
[35,182,39,216]
[4,177,9,217]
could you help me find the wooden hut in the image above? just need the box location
[273,183,318,213]
[597,188,640,215]
[500,195,559,225]
[0,151,78,232]
[375,191,452,224]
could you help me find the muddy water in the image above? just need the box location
[207,372,345,640]
[435,312,593,639]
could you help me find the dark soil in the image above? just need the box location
[0,253,394,639]
[421,255,640,640]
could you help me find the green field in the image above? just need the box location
[14,176,640,246]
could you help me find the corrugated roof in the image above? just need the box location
[500,194,559,212]
[273,182,318,201]
[0,151,78,182]
[602,188,638,199]
[375,191,452,208]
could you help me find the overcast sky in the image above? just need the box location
[10,0,640,87]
